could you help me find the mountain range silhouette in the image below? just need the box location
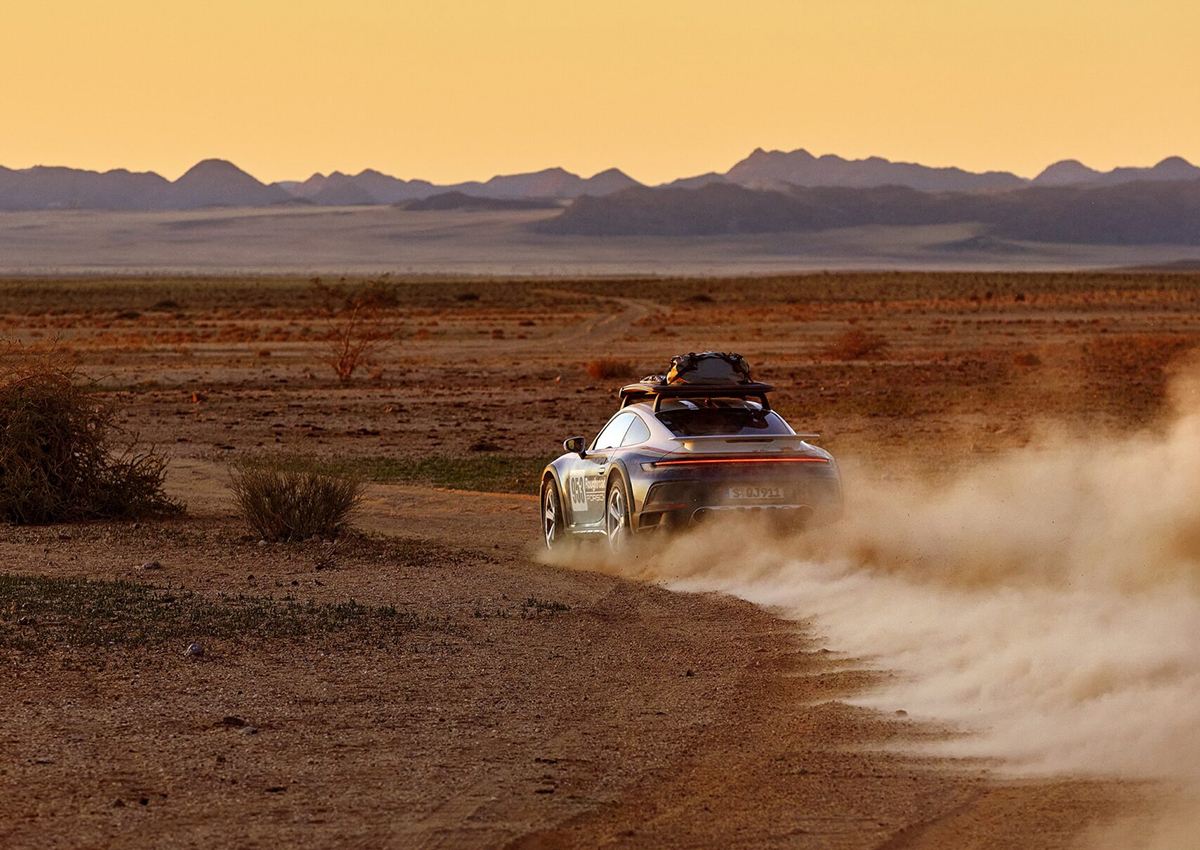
[2,148,1196,211]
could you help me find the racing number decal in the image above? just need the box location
[568,473,588,513]
[568,471,606,514]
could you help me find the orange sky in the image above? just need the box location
[4,0,1197,184]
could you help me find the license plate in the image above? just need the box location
[726,485,784,502]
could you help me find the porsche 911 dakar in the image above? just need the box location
[540,352,842,550]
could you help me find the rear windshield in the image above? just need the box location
[655,404,793,437]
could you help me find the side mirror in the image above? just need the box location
[563,436,586,457]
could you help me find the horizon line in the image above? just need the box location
[3,148,1197,188]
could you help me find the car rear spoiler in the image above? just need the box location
[670,434,819,442]
[619,380,776,412]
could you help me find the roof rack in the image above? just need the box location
[618,380,776,412]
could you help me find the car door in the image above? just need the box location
[570,412,635,526]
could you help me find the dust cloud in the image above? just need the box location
[548,364,1200,841]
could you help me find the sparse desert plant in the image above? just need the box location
[312,279,399,382]
[586,358,636,380]
[0,573,438,653]
[229,454,364,542]
[823,327,889,361]
[0,351,182,524]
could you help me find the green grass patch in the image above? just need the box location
[0,573,451,654]
[319,455,550,495]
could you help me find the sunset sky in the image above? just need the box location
[5,0,1197,184]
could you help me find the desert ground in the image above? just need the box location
[2,271,1199,848]
[3,206,1200,276]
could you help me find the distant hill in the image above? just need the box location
[537,178,1200,245]
[723,147,1027,192]
[580,167,643,196]
[283,172,330,199]
[1031,159,1104,186]
[990,179,1200,243]
[272,166,640,206]
[0,165,171,210]
[0,159,285,210]
[1033,156,1200,186]
[170,159,289,208]
[662,172,729,190]
[300,172,379,206]
[287,169,438,204]
[444,167,640,200]
[350,169,438,204]
[399,191,562,211]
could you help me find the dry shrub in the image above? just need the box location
[229,455,363,542]
[586,358,636,380]
[0,354,182,524]
[823,327,889,360]
[313,279,398,382]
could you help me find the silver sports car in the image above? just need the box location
[540,352,842,550]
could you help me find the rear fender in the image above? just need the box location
[605,461,637,530]
[543,463,581,528]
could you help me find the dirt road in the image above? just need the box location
[0,463,1137,849]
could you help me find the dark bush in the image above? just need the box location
[0,356,182,524]
[229,455,363,541]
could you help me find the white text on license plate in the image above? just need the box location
[726,486,784,501]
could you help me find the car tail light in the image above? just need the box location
[643,457,829,470]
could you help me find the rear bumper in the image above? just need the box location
[637,501,836,531]
[628,460,843,534]
[635,481,841,531]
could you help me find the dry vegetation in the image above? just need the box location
[0,352,180,524]
[229,454,363,541]
[312,278,399,382]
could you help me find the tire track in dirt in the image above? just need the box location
[397,290,657,363]
[529,290,658,350]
